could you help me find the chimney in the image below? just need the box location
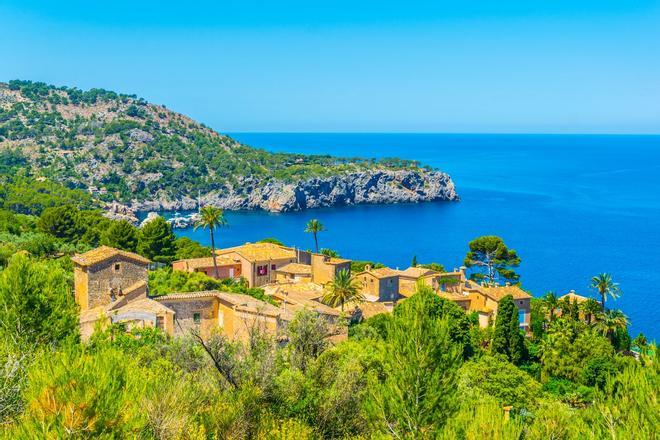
[459,266,467,281]
[365,264,372,271]
[505,282,511,287]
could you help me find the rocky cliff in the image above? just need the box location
[130,169,458,213]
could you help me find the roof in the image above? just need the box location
[72,246,150,267]
[352,301,394,319]
[324,257,351,265]
[275,263,312,275]
[357,267,400,279]
[264,282,324,302]
[155,290,282,317]
[217,242,296,262]
[560,291,596,304]
[173,256,240,271]
[279,295,341,317]
[480,284,532,301]
[438,291,471,303]
[397,267,440,279]
[113,297,174,315]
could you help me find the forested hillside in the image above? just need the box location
[0,80,456,212]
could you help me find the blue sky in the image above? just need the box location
[1,0,659,133]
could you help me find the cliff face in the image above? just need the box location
[131,169,458,213]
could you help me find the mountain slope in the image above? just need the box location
[0,80,458,212]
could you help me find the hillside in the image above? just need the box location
[0,80,458,212]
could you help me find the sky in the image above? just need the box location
[1,0,659,133]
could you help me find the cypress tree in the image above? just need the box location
[101,220,138,252]
[492,295,527,365]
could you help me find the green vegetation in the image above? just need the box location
[304,218,325,253]
[464,235,521,284]
[194,205,227,278]
[322,269,364,311]
[0,80,427,206]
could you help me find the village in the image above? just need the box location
[72,239,591,343]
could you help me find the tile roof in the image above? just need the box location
[560,291,596,304]
[397,267,440,279]
[114,297,174,315]
[438,291,471,302]
[72,246,150,267]
[352,301,394,319]
[155,290,282,317]
[263,282,324,301]
[217,242,296,262]
[275,263,312,275]
[173,256,240,270]
[357,267,400,279]
[480,284,532,301]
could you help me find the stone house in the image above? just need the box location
[216,242,298,287]
[275,263,313,283]
[172,256,242,280]
[309,253,351,284]
[154,291,285,342]
[355,265,400,302]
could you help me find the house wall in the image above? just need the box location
[158,298,218,339]
[79,257,148,310]
[251,257,297,287]
[275,272,312,283]
[310,254,350,284]
[218,304,280,342]
[378,277,400,301]
[74,266,89,310]
[173,261,242,280]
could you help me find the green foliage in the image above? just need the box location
[366,289,462,437]
[0,254,78,346]
[304,219,325,253]
[492,295,528,365]
[174,236,212,259]
[258,237,284,246]
[418,262,445,272]
[350,260,385,273]
[100,219,139,251]
[459,355,541,410]
[285,310,330,373]
[322,269,363,311]
[37,205,81,241]
[0,177,95,215]
[137,216,176,263]
[464,235,521,284]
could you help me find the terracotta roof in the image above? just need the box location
[155,290,282,317]
[217,242,296,262]
[275,263,312,275]
[263,282,324,301]
[397,267,440,279]
[560,291,595,304]
[122,280,147,296]
[480,285,532,301]
[173,256,240,271]
[438,291,471,302]
[352,301,394,319]
[325,257,351,265]
[114,297,174,315]
[72,246,150,267]
[280,296,341,317]
[357,267,400,279]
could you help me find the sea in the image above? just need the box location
[170,133,660,340]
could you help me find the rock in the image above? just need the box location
[103,202,139,224]
[128,169,458,214]
[140,212,161,228]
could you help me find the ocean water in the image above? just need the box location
[173,133,660,340]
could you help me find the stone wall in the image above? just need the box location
[158,298,218,338]
[84,257,148,310]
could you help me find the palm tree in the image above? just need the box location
[590,273,621,312]
[305,219,325,253]
[194,205,228,279]
[322,269,364,312]
[594,309,628,344]
[542,291,560,322]
[581,298,602,325]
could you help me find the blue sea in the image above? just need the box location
[172,133,660,340]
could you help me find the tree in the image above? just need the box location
[137,216,176,264]
[632,333,649,355]
[322,269,364,311]
[590,273,621,312]
[411,255,418,267]
[101,220,138,252]
[320,248,339,258]
[305,219,325,253]
[491,295,527,365]
[367,290,462,437]
[463,236,520,284]
[37,205,80,241]
[594,309,628,346]
[581,298,602,326]
[286,310,330,373]
[0,254,78,345]
[194,205,227,278]
[542,291,559,322]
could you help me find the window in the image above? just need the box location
[193,312,201,324]
[518,310,526,325]
[271,264,276,270]
[114,263,121,272]
[257,265,268,276]
[156,316,164,329]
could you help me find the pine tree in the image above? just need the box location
[101,220,138,252]
[492,295,527,365]
[137,216,176,264]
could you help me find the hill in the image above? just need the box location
[0,80,458,212]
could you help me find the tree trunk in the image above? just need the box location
[210,227,219,279]
[601,292,606,312]
[314,232,319,253]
